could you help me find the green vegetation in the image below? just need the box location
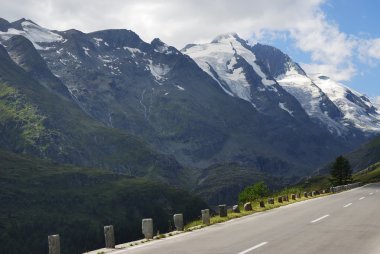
[0,150,206,254]
[238,181,269,203]
[194,163,283,205]
[354,162,380,183]
[329,156,352,186]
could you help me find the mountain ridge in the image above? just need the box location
[0,17,378,196]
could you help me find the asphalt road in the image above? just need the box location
[112,183,380,254]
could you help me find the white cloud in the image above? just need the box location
[358,38,380,65]
[1,0,379,83]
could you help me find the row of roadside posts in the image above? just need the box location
[48,182,361,254]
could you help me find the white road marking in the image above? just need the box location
[343,203,352,208]
[376,190,379,192]
[238,242,268,254]
[311,214,330,223]
[359,197,365,200]
[369,192,374,195]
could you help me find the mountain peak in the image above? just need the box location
[211,33,243,44]
[0,18,10,32]
[10,18,40,30]
[151,38,173,53]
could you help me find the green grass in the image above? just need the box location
[354,162,380,183]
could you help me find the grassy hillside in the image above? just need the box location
[354,162,380,183]
[0,150,206,254]
[347,135,380,171]
[194,163,284,205]
[291,161,380,192]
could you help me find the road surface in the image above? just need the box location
[112,183,380,254]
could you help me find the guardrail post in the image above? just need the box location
[244,202,252,211]
[142,219,154,239]
[173,214,184,231]
[48,234,60,254]
[104,225,115,248]
[219,204,227,217]
[201,209,210,225]
[232,205,240,213]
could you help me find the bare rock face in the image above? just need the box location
[244,202,252,211]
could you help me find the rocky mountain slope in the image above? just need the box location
[0,18,369,179]
[184,34,380,138]
[0,36,184,185]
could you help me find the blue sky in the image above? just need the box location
[324,0,380,97]
[263,0,380,98]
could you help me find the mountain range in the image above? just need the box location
[1,18,380,205]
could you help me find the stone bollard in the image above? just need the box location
[308,192,313,197]
[244,202,252,211]
[278,196,283,203]
[104,225,115,248]
[142,219,154,239]
[232,205,240,213]
[259,201,265,208]
[304,192,308,198]
[283,195,288,202]
[296,193,301,199]
[201,209,210,225]
[291,194,296,200]
[219,204,227,217]
[48,234,60,254]
[268,198,274,204]
[173,214,184,231]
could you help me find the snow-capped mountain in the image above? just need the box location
[182,33,307,118]
[0,18,373,179]
[184,35,380,135]
[311,73,380,132]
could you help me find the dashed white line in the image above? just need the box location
[359,197,365,200]
[376,190,379,192]
[238,242,268,254]
[369,192,374,195]
[343,203,352,208]
[311,214,330,223]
